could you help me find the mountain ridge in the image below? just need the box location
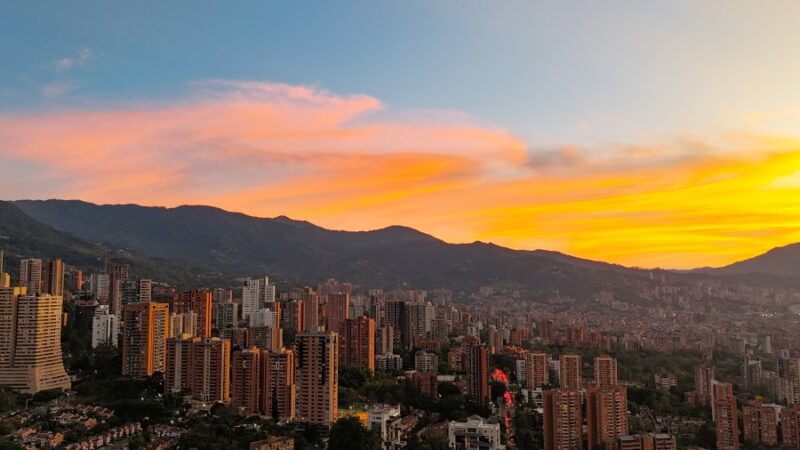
[8,199,798,294]
[0,201,222,288]
[694,242,800,278]
[10,199,652,296]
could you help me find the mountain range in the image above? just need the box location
[2,199,798,296]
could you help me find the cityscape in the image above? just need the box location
[1,206,800,450]
[4,2,800,450]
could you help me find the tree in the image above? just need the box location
[0,438,23,450]
[339,365,370,390]
[0,388,19,413]
[328,416,381,450]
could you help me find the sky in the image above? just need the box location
[3,1,800,268]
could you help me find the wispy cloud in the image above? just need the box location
[52,47,95,72]
[1,80,800,268]
[40,81,77,98]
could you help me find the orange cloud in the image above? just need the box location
[1,80,800,268]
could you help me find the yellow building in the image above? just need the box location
[0,287,71,393]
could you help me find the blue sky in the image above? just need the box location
[5,1,800,148]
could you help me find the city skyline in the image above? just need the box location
[4,4,800,449]
[3,2,800,268]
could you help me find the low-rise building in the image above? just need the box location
[448,416,505,450]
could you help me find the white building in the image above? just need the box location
[367,404,401,448]
[249,308,278,328]
[448,416,505,450]
[91,305,118,348]
[242,277,276,319]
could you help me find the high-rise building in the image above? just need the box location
[782,357,800,401]
[43,258,64,297]
[713,382,740,450]
[781,404,800,448]
[231,348,261,415]
[177,290,212,337]
[544,388,583,450]
[282,299,304,334]
[164,336,230,403]
[110,263,130,313]
[190,337,231,403]
[165,337,193,395]
[742,400,778,446]
[242,277,275,320]
[19,259,44,294]
[742,357,763,388]
[213,300,239,330]
[695,363,715,406]
[302,288,320,332]
[594,356,618,389]
[91,304,119,348]
[375,325,395,355]
[170,312,198,338]
[121,279,140,306]
[0,252,7,289]
[326,292,350,334]
[138,279,153,303]
[466,344,490,407]
[415,351,438,374]
[212,288,233,304]
[230,347,296,420]
[247,325,283,353]
[242,279,262,320]
[340,316,375,373]
[587,385,628,449]
[70,268,83,293]
[376,353,403,371]
[261,349,296,421]
[263,282,276,305]
[109,263,130,318]
[525,351,549,388]
[559,353,582,389]
[406,302,435,340]
[250,308,279,328]
[295,332,338,427]
[89,273,110,302]
[0,287,71,393]
[385,299,408,348]
[121,302,169,377]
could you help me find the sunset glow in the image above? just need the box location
[2,81,800,268]
[4,2,800,269]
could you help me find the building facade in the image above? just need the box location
[0,288,71,393]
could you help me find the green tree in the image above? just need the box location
[0,437,23,450]
[0,388,20,413]
[329,416,381,450]
[339,366,371,390]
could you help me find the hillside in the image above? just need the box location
[698,243,800,278]
[13,199,653,295]
[0,201,221,288]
